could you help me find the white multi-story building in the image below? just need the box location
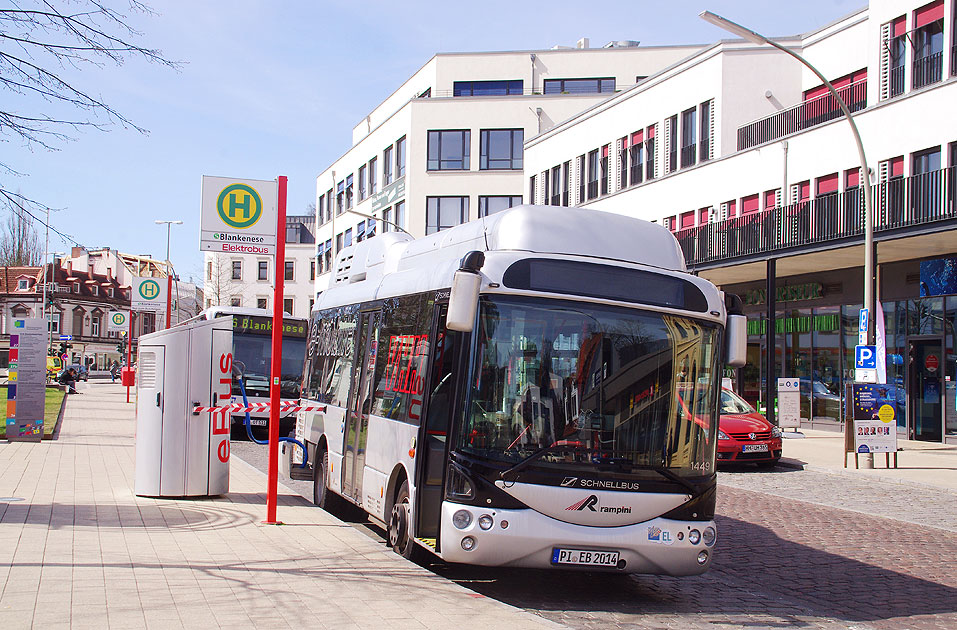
[203,214,317,318]
[524,0,957,443]
[312,40,707,289]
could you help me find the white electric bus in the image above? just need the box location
[295,205,746,575]
[192,306,309,436]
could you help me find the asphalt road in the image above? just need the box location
[231,438,957,630]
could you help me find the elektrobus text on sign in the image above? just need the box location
[293,205,748,576]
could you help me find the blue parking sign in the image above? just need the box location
[855,345,877,369]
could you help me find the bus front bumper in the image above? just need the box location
[437,501,715,575]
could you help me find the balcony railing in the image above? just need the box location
[737,79,867,150]
[912,51,943,89]
[889,64,905,98]
[674,166,956,267]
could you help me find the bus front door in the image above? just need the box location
[415,305,460,541]
[342,311,379,506]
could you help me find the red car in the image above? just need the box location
[716,389,782,467]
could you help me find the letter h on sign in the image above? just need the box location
[229,192,251,220]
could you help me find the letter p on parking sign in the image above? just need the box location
[855,345,876,369]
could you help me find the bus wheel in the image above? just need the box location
[313,449,340,511]
[388,480,419,560]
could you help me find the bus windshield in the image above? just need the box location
[233,333,307,399]
[459,296,720,477]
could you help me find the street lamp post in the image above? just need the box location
[699,11,875,340]
[154,220,183,330]
[700,11,876,468]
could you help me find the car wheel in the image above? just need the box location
[388,480,425,561]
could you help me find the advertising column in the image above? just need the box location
[6,317,47,442]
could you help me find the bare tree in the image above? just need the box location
[202,253,247,308]
[0,192,41,265]
[1,1,177,206]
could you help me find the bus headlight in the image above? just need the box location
[478,514,494,530]
[688,529,701,545]
[452,510,472,529]
[703,526,716,547]
[461,536,476,551]
[697,551,709,565]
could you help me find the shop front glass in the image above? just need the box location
[946,296,957,439]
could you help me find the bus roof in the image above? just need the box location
[320,205,691,312]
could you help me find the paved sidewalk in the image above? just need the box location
[779,427,957,490]
[0,383,561,629]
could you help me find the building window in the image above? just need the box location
[699,100,712,163]
[645,126,656,180]
[550,166,562,205]
[529,175,536,204]
[679,210,695,230]
[324,189,333,222]
[91,285,98,296]
[257,298,267,309]
[48,312,60,333]
[309,298,314,312]
[356,220,366,242]
[667,114,678,172]
[911,146,942,218]
[384,146,393,185]
[577,154,586,203]
[542,169,549,205]
[741,194,760,214]
[344,228,353,248]
[309,259,315,282]
[324,239,332,270]
[395,201,405,231]
[367,217,376,237]
[142,312,156,333]
[73,282,80,293]
[368,157,378,194]
[336,179,344,215]
[912,1,944,89]
[283,298,293,315]
[317,195,326,225]
[764,189,777,209]
[17,278,28,290]
[428,130,470,170]
[681,107,696,168]
[229,298,241,308]
[479,196,522,217]
[480,129,523,170]
[345,174,354,209]
[382,206,392,233]
[600,145,610,195]
[232,260,242,280]
[587,149,599,200]
[107,287,113,298]
[618,137,629,189]
[561,161,570,206]
[358,165,367,201]
[426,197,468,234]
[453,80,523,96]
[629,130,644,185]
[258,260,268,281]
[284,260,294,281]
[91,316,100,337]
[543,78,615,94]
[396,136,406,178]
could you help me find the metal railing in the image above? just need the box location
[674,166,956,266]
[889,64,905,98]
[737,79,867,150]
[912,51,943,89]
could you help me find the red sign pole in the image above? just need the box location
[126,312,133,404]
[265,175,287,524]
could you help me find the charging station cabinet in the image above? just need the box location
[134,316,232,497]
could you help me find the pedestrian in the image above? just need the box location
[110,361,120,383]
[61,367,78,394]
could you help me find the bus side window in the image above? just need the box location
[425,328,456,437]
[370,294,431,425]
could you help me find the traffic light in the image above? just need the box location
[116,338,127,354]
[58,342,71,355]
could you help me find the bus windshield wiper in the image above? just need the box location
[628,465,702,499]
[499,442,571,482]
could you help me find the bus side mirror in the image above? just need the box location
[447,270,481,332]
[726,315,747,368]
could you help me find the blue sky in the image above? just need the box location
[5,0,863,282]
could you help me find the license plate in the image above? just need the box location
[742,443,769,453]
[551,548,620,567]
[241,417,267,427]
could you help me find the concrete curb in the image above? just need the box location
[775,457,957,494]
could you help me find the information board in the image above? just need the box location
[849,383,898,453]
[107,310,130,332]
[200,176,278,256]
[777,378,801,428]
[6,317,47,442]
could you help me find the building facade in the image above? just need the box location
[524,0,957,442]
[312,40,707,291]
[203,214,317,319]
